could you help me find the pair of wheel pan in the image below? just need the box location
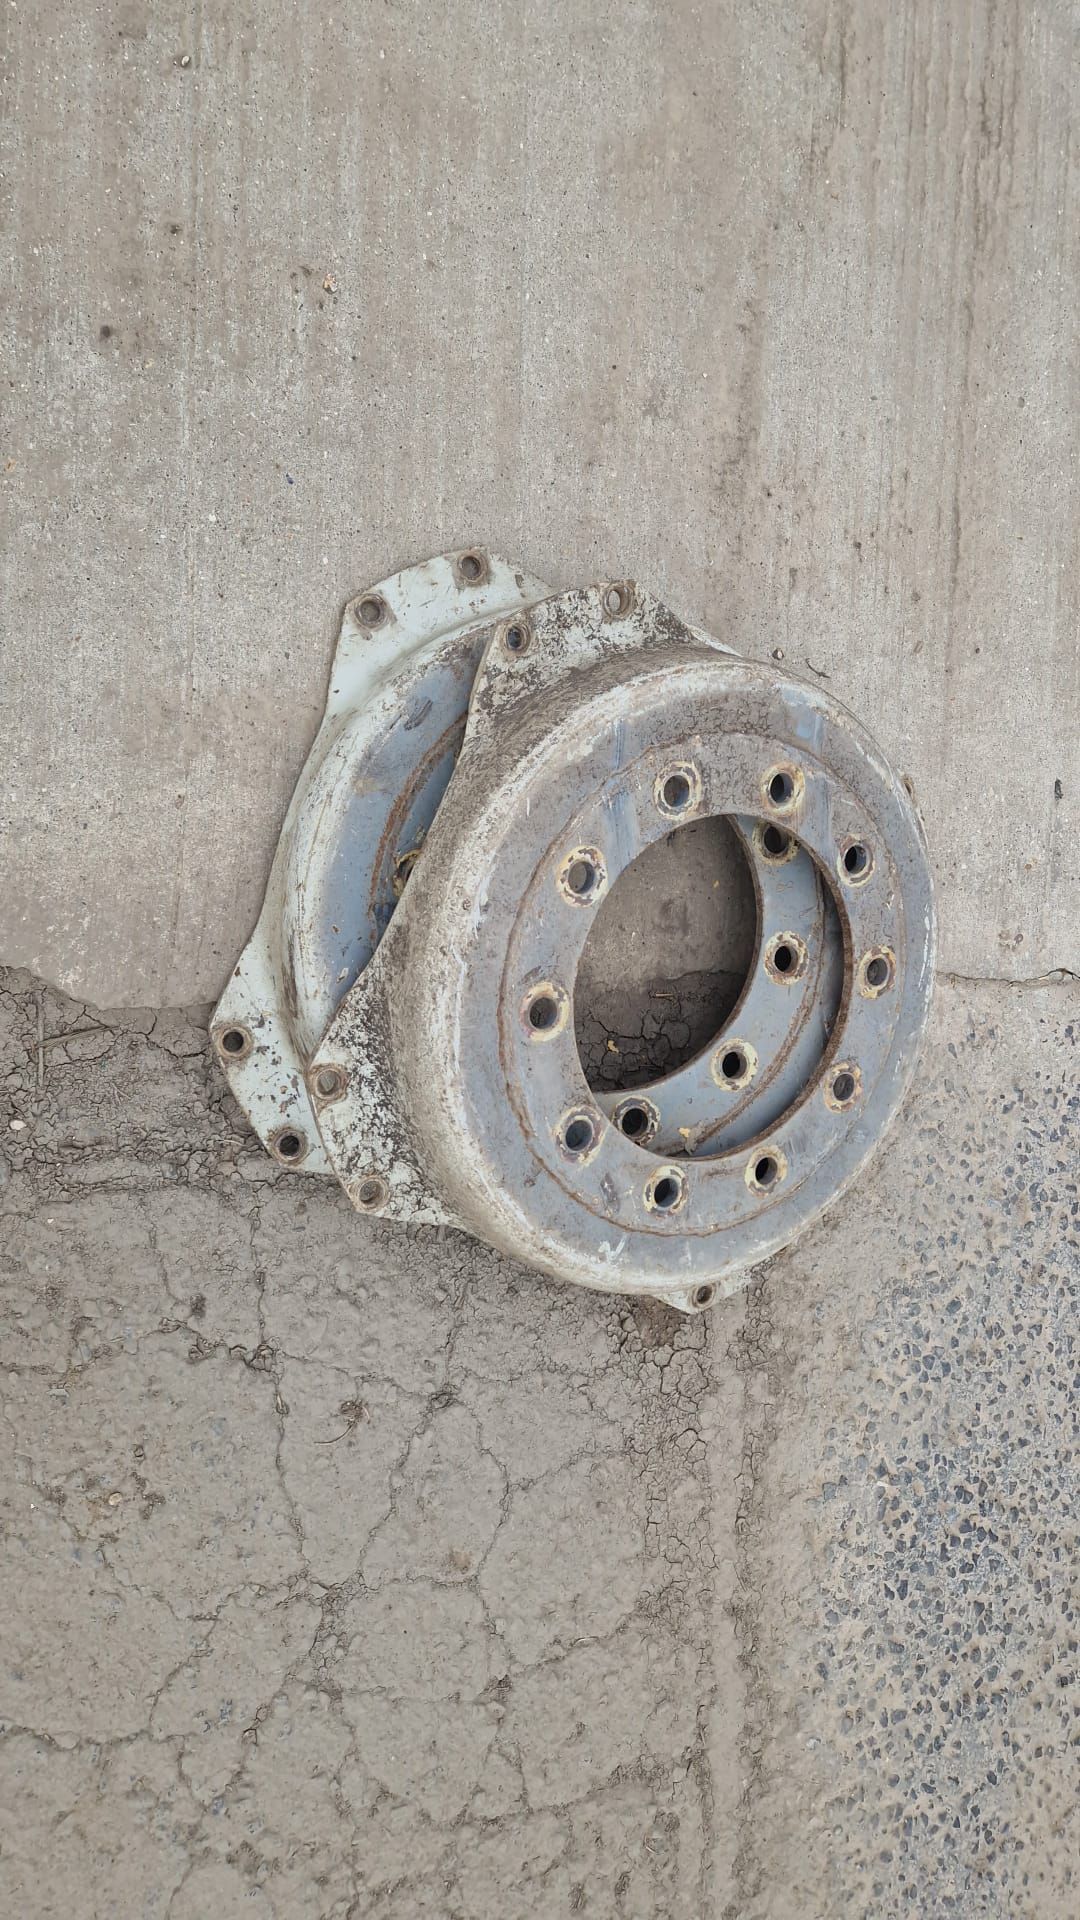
[213,550,934,1311]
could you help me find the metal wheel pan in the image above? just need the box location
[211,552,841,1174]
[311,583,934,1308]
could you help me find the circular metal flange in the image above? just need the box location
[311,585,935,1309]
[594,817,843,1157]
[211,549,551,1169]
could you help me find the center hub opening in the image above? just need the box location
[574,816,757,1092]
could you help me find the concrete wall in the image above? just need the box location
[2,1,1077,1005]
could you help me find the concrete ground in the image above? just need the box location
[1,3,1077,1918]
[1,971,1076,1917]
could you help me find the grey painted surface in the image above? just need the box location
[0,968,1075,1916]
[1,1,1077,1005]
[1,5,1078,1917]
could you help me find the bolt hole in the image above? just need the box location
[762,824,790,857]
[219,1027,248,1056]
[563,1116,594,1154]
[662,772,692,811]
[692,1284,715,1309]
[504,622,528,654]
[843,842,870,878]
[276,1131,304,1161]
[566,859,596,897]
[866,955,890,989]
[604,583,629,616]
[357,594,386,627]
[831,1070,857,1104]
[720,1048,745,1082]
[650,1172,684,1211]
[768,770,795,806]
[772,943,794,974]
[459,550,484,582]
[314,1067,344,1099]
[619,1104,650,1139]
[357,1175,386,1209]
[528,994,559,1031]
[753,1154,778,1188]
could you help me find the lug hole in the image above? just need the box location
[272,1128,306,1164]
[763,764,802,812]
[766,933,808,984]
[561,1114,595,1156]
[458,549,486,583]
[603,582,631,617]
[615,1098,658,1143]
[357,1174,387,1209]
[313,1066,345,1100]
[558,845,606,906]
[655,764,700,817]
[646,1168,686,1213]
[692,1284,715,1309]
[711,1038,757,1090]
[826,1062,862,1109]
[762,824,790,857]
[860,950,894,995]
[217,1024,251,1059]
[504,621,529,655]
[523,984,567,1035]
[357,594,387,628]
[745,1145,787,1194]
[840,840,873,884]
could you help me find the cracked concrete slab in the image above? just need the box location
[0,966,1075,1915]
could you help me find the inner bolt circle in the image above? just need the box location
[745,1145,788,1194]
[645,1166,686,1213]
[614,1097,659,1144]
[522,981,568,1036]
[765,931,809,983]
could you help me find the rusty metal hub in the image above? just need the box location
[214,552,934,1310]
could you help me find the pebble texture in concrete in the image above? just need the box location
[1,969,1075,1916]
[2,1,1078,1003]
